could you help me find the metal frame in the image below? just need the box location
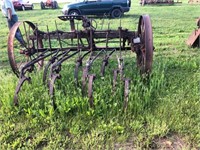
[7,15,153,109]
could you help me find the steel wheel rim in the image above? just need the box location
[7,21,38,77]
[137,15,153,74]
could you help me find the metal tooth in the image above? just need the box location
[100,49,116,77]
[43,58,55,85]
[48,73,61,110]
[123,78,131,112]
[117,57,124,80]
[74,58,82,87]
[74,51,91,87]
[13,63,35,106]
[88,74,96,108]
[14,75,31,106]
[82,67,89,95]
[113,69,119,91]
[100,59,108,76]
[47,51,80,110]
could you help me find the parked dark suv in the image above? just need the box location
[62,0,131,18]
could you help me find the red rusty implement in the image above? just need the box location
[7,15,154,109]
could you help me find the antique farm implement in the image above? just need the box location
[186,17,200,48]
[188,0,200,4]
[7,15,153,109]
[140,0,182,5]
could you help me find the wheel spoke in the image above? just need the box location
[7,21,42,77]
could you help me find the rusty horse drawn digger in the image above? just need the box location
[7,15,153,110]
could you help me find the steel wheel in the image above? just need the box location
[136,15,153,74]
[7,21,43,77]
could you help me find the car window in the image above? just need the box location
[87,0,97,1]
[75,0,85,2]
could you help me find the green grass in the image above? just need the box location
[0,1,200,149]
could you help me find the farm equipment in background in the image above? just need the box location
[7,15,153,109]
[40,0,58,9]
[140,0,182,5]
[188,0,200,3]
[186,17,200,48]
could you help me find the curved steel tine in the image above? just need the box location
[86,49,104,71]
[123,78,131,112]
[112,69,119,91]
[88,74,96,108]
[100,49,116,76]
[43,59,54,85]
[47,51,80,109]
[117,56,124,80]
[82,67,88,96]
[74,51,91,87]
[100,49,108,77]
[49,73,60,110]
[100,59,108,77]
[43,50,65,85]
[74,59,82,87]
[14,75,31,106]
[13,48,58,105]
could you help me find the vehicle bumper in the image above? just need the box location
[123,7,130,13]
[14,5,23,10]
[62,9,68,15]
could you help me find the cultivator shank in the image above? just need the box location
[8,15,153,109]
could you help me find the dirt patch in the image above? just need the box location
[114,134,198,150]
[151,134,190,150]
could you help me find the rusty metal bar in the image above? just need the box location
[29,30,135,41]
[55,50,79,66]
[49,73,60,110]
[43,50,70,84]
[100,49,115,76]
[74,51,91,86]
[47,25,52,50]
[55,20,63,49]
[70,19,75,31]
[117,57,124,80]
[88,74,96,108]
[123,78,131,112]
[113,69,119,91]
[82,67,88,96]
[14,75,31,106]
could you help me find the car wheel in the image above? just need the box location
[111,8,122,18]
[40,2,45,9]
[31,4,34,10]
[54,1,58,9]
[51,2,54,9]
[68,10,80,16]
[22,5,25,11]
